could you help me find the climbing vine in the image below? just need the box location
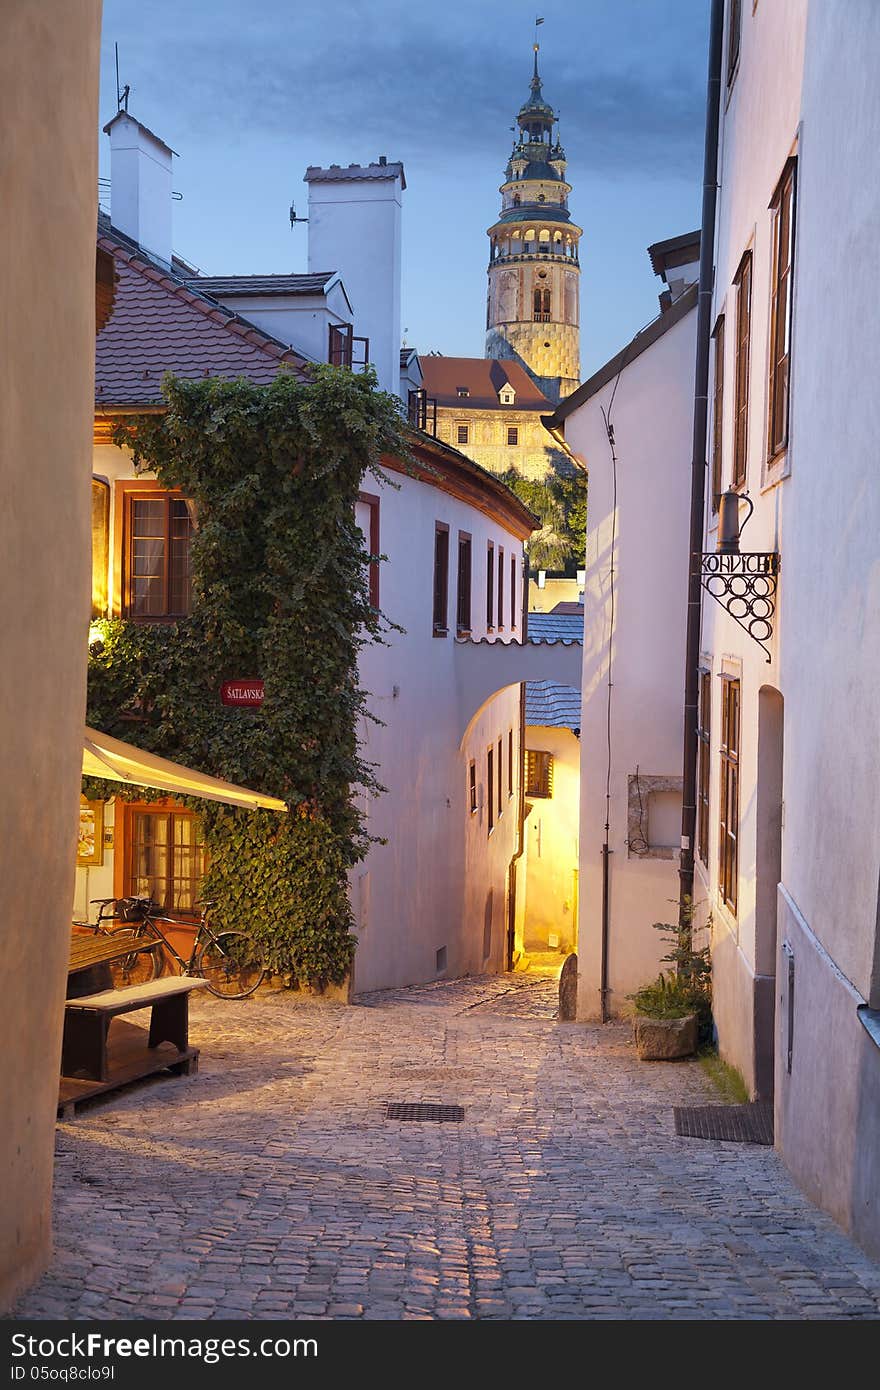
[86,366,407,987]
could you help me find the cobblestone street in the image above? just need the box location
[13,974,880,1321]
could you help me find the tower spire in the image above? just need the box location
[532,16,544,94]
[484,29,582,404]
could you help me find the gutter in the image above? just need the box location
[678,0,724,931]
[540,417,587,474]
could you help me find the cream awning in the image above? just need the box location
[83,726,288,812]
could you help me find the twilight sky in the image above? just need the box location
[98,0,709,377]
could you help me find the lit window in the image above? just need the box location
[127,807,205,915]
[525,750,553,798]
[125,491,193,620]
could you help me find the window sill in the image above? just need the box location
[433,627,448,639]
[457,627,472,638]
[761,446,790,492]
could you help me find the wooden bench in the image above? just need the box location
[59,975,208,1119]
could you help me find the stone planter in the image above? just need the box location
[633,1012,698,1060]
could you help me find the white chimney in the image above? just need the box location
[103,111,175,267]
[304,159,405,398]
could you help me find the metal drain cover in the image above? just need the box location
[386,1102,464,1123]
[674,1102,773,1145]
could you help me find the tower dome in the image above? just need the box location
[484,44,581,403]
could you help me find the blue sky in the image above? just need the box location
[99,0,709,376]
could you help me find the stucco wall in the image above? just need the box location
[776,889,880,1260]
[523,726,579,953]
[696,0,880,1254]
[353,470,526,992]
[566,301,697,1019]
[0,0,101,1309]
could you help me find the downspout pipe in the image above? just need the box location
[679,0,724,933]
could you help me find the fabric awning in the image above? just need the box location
[83,726,288,812]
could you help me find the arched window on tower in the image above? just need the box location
[513,193,521,207]
[533,286,551,322]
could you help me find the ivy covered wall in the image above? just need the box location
[86,366,407,987]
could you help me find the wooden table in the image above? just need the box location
[60,931,206,1118]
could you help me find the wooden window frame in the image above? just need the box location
[432,522,450,637]
[487,745,495,834]
[456,423,469,446]
[732,251,752,490]
[506,426,519,446]
[507,728,514,799]
[697,669,711,867]
[328,322,369,369]
[456,531,472,635]
[711,315,725,512]
[510,552,517,630]
[525,749,553,799]
[115,480,194,622]
[767,157,797,464]
[486,541,495,631]
[468,760,477,815]
[497,737,503,819]
[718,676,740,914]
[116,799,206,920]
[497,546,505,630]
[358,491,380,610]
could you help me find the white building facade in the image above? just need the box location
[699,0,880,1257]
[545,263,698,1019]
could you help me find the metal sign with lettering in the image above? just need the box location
[220,680,265,707]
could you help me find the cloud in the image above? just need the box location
[102,0,708,178]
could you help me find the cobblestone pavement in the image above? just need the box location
[13,974,880,1320]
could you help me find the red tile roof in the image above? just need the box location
[419,356,551,410]
[95,233,309,407]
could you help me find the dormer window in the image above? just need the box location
[499,386,516,406]
[456,386,469,399]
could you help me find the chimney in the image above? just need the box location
[304,159,406,398]
[103,111,175,266]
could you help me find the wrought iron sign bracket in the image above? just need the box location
[699,551,780,662]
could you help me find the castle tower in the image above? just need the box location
[485,45,581,403]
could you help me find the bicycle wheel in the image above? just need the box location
[106,926,163,988]
[196,931,266,999]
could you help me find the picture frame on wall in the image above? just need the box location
[77,796,104,867]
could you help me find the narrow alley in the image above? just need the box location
[15,981,880,1321]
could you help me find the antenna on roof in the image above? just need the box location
[289,200,308,229]
[115,43,129,112]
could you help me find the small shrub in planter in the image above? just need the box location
[629,900,712,1060]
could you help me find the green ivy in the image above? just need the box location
[87,366,408,988]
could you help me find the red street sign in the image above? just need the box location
[221,680,265,707]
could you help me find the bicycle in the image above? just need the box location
[76,896,267,999]
[73,896,165,988]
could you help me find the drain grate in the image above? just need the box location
[674,1101,774,1145]
[386,1102,464,1123]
